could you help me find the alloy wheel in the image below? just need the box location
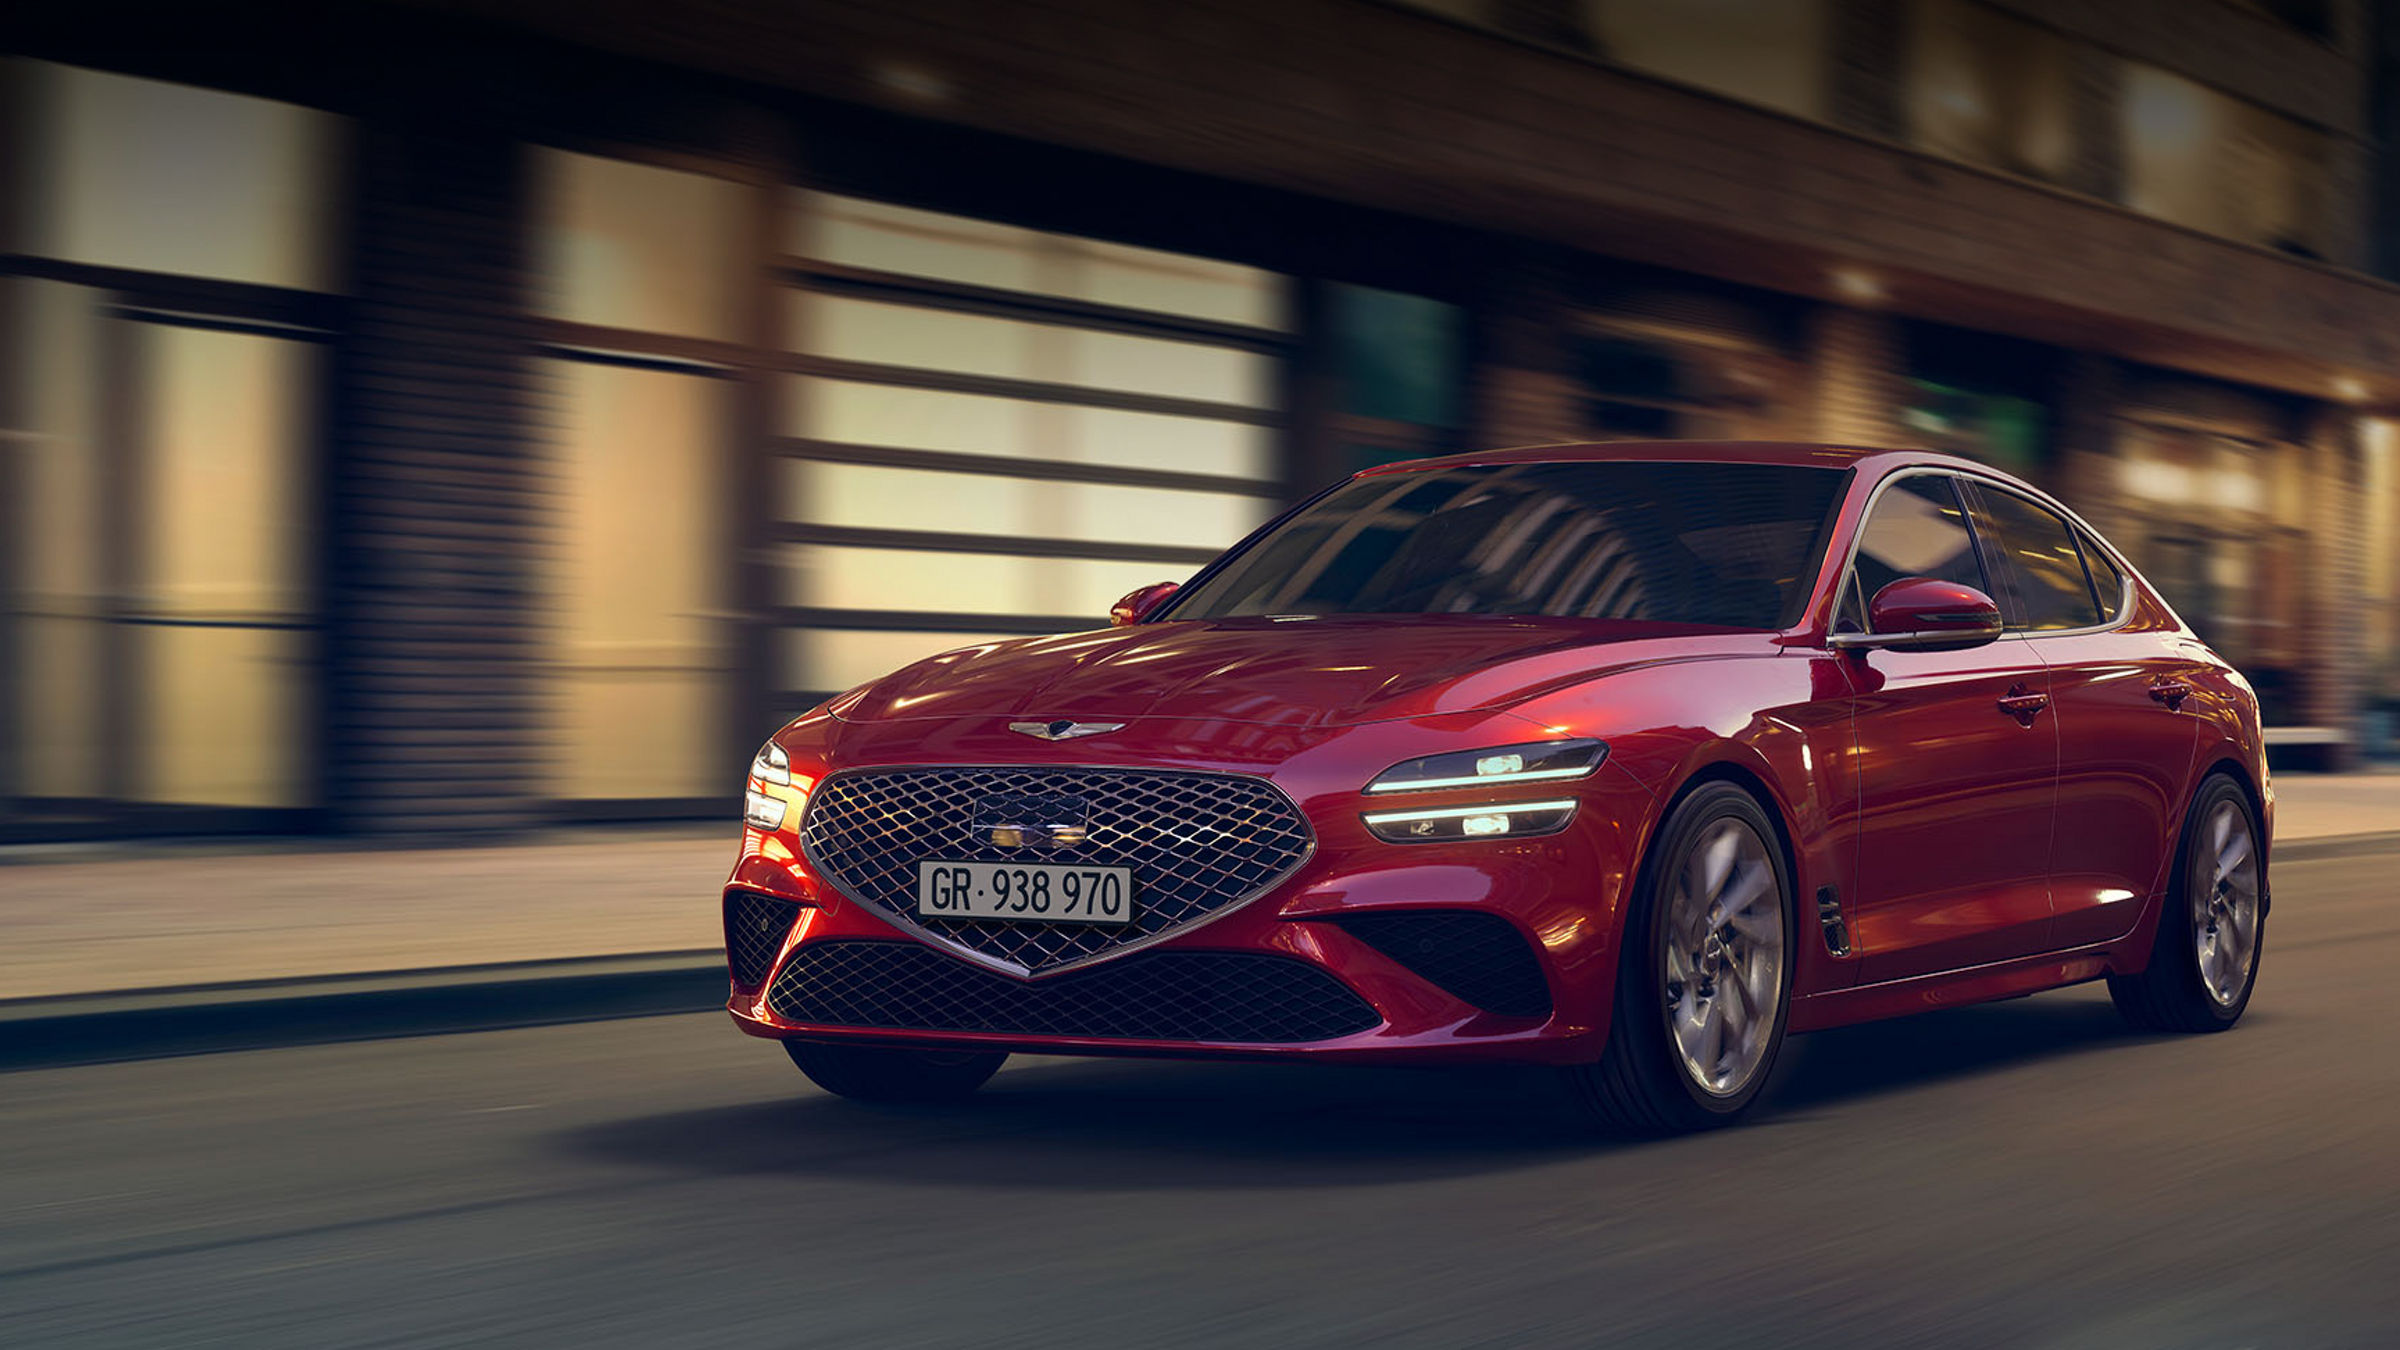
[2192,797,2261,1007]
[1660,817,1787,1097]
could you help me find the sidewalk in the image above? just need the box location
[1,775,2393,1060]
[1,827,732,1003]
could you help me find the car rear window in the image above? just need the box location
[1164,460,1850,629]
[1966,483,2103,631]
[2080,529,2129,622]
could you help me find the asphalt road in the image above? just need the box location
[5,850,2397,1350]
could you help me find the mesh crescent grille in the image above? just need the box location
[799,767,1313,974]
[768,940,1381,1043]
[724,890,802,990]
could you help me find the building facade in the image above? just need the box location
[3,0,2397,839]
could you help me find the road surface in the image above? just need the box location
[5,849,2396,1348]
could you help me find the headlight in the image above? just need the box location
[1362,799,1578,843]
[1366,739,1606,794]
[743,789,787,831]
[743,739,809,834]
[750,740,791,785]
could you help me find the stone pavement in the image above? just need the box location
[1,772,2394,1004]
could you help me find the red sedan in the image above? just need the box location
[724,441,2268,1132]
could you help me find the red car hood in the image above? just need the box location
[831,615,1769,728]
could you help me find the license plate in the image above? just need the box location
[916,861,1136,925]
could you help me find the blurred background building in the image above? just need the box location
[3,0,2399,839]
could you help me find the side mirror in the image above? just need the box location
[1830,577,2003,652]
[1110,581,1181,627]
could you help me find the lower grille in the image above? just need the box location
[767,940,1382,1044]
[724,890,803,990]
[1329,911,1553,1018]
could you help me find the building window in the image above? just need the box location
[1328,283,1463,475]
[2121,64,2331,257]
[532,149,747,806]
[1905,0,2078,185]
[2222,0,2335,41]
[778,194,1290,702]
[1583,0,1829,121]
[1382,1,1828,123]
[1570,301,1798,442]
[2364,418,2400,752]
[1900,324,2053,478]
[2114,420,2308,721]
[4,62,340,829]
[16,60,341,290]
[536,150,748,342]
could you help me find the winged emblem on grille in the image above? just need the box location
[1009,719,1125,741]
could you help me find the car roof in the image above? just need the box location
[1356,440,2003,482]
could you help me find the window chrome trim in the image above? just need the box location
[1825,627,2003,651]
[1957,476,2141,640]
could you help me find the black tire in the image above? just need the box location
[783,1039,1008,1103]
[2108,773,2263,1033]
[1566,782,1796,1134]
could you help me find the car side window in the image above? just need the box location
[1964,484,2102,631]
[2078,529,2128,623]
[1841,473,1987,632]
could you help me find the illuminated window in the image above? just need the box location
[531,150,751,803]
[540,359,730,801]
[2121,65,2329,257]
[1906,0,2078,184]
[1584,0,1829,121]
[22,61,341,290]
[796,193,1286,330]
[5,63,338,823]
[779,195,1288,697]
[534,150,747,340]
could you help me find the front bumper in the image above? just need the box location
[720,782,1650,1066]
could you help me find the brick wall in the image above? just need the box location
[328,113,545,834]
[419,0,2400,401]
[1810,306,1906,447]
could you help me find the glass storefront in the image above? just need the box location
[775,193,1290,703]
[2,61,339,829]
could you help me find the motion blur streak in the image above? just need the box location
[3,848,2395,1348]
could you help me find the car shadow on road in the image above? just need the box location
[559,1056,1601,1190]
[561,988,2179,1189]
[1759,988,2147,1115]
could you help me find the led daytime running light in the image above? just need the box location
[1361,798,1578,844]
[1366,739,1606,794]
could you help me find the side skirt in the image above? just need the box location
[1787,942,2119,1034]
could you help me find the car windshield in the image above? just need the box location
[1165,459,1850,628]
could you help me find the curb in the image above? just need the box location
[7,831,2395,1070]
[0,951,727,1072]
[2275,831,2400,864]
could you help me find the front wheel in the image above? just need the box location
[784,1039,1008,1103]
[1566,782,1794,1134]
[2108,773,2263,1033]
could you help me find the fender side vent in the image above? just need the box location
[1816,885,1851,957]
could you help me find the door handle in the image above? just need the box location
[2148,677,2191,710]
[1997,688,2049,724]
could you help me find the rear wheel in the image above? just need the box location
[1567,782,1793,1134]
[2108,773,2262,1033]
[783,1039,1008,1103]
